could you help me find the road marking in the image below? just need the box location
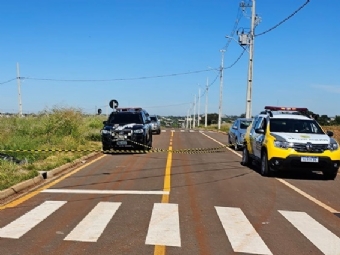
[41,189,169,195]
[279,210,340,255]
[276,179,339,214]
[0,155,106,210]
[0,201,66,239]
[200,132,241,156]
[146,203,181,247]
[64,202,121,242]
[154,130,174,255]
[215,206,273,255]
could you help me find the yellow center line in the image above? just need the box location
[0,155,106,210]
[154,131,174,255]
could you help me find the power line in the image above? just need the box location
[0,78,16,85]
[224,48,247,70]
[223,4,243,50]
[255,0,310,37]
[21,68,219,82]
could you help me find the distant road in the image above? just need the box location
[1,128,340,255]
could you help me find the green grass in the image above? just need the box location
[0,107,105,191]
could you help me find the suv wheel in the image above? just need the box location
[241,146,252,167]
[322,169,338,180]
[260,151,271,177]
[102,145,110,154]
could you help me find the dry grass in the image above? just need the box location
[322,126,340,140]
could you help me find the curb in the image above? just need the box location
[0,152,100,201]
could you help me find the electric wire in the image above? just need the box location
[0,78,16,85]
[223,5,243,50]
[21,68,219,82]
[255,0,310,37]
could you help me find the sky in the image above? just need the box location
[0,0,339,117]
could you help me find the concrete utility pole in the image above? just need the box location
[197,87,200,127]
[193,95,196,128]
[16,63,23,117]
[218,49,225,130]
[205,77,208,127]
[245,0,256,118]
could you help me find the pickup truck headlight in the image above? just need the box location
[328,142,339,151]
[134,129,144,134]
[274,141,294,149]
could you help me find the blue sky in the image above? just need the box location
[0,0,339,117]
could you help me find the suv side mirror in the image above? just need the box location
[255,128,265,134]
[326,130,334,137]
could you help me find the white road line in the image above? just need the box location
[279,210,340,255]
[201,132,242,156]
[64,202,121,242]
[215,206,273,255]
[276,179,339,214]
[0,201,66,239]
[145,203,181,247]
[41,189,169,195]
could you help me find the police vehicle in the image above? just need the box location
[242,106,340,180]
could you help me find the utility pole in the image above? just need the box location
[244,0,256,118]
[16,63,23,117]
[205,77,208,127]
[218,49,225,130]
[193,95,196,128]
[197,87,200,127]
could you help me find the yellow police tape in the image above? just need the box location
[0,139,233,154]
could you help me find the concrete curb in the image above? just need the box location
[0,152,100,201]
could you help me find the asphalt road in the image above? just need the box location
[1,128,340,255]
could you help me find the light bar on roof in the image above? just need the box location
[116,107,142,112]
[264,106,308,112]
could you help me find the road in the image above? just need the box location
[1,128,340,255]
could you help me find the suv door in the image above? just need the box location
[248,116,259,155]
[253,117,268,158]
[252,117,264,158]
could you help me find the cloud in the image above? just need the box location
[311,84,340,94]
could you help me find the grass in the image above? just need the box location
[0,107,105,191]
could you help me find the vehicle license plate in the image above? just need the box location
[301,156,318,163]
[117,141,127,145]
[118,135,125,139]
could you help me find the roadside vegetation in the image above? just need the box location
[0,107,105,191]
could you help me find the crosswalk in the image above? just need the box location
[1,201,340,254]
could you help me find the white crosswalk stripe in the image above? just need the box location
[2,201,340,255]
[215,206,273,255]
[145,203,181,247]
[0,200,66,239]
[279,210,340,255]
[64,202,121,242]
